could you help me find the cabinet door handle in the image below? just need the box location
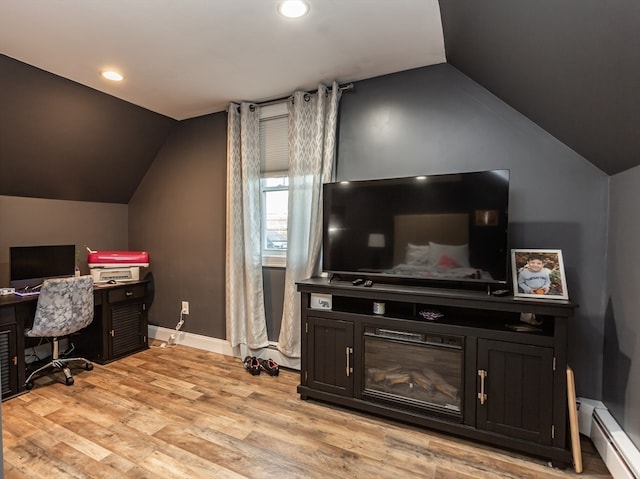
[125,291,133,297]
[478,369,488,405]
[345,347,353,376]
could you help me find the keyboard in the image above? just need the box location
[14,290,41,297]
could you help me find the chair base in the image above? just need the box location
[25,337,94,389]
[25,357,94,389]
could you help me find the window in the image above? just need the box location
[262,176,288,254]
[260,103,289,267]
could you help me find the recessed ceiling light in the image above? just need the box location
[101,71,124,82]
[278,0,309,19]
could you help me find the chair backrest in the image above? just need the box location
[28,276,94,338]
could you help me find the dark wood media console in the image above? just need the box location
[297,277,576,465]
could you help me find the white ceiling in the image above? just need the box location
[0,0,446,120]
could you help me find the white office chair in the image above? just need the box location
[24,275,95,389]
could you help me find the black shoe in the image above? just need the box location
[258,358,279,376]
[243,356,260,375]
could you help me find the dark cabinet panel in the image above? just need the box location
[0,303,21,400]
[111,301,146,358]
[476,339,553,444]
[107,283,146,303]
[0,324,18,400]
[307,316,354,397]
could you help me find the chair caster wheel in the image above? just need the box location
[25,381,34,390]
[86,363,94,371]
[65,377,74,386]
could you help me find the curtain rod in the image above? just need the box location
[233,82,354,109]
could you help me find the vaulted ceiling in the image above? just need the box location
[439,0,640,176]
[0,0,446,119]
[1,0,638,198]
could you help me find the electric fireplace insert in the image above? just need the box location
[363,326,463,418]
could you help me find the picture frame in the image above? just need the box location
[511,249,569,300]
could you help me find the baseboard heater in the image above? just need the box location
[578,398,640,479]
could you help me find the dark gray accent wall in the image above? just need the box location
[606,165,640,449]
[0,55,176,204]
[439,0,640,175]
[125,62,610,401]
[263,267,285,341]
[127,62,610,401]
[128,113,227,339]
[337,64,609,399]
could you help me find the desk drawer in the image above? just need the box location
[107,284,146,304]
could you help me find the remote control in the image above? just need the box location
[363,279,373,287]
[491,289,510,296]
[352,278,364,286]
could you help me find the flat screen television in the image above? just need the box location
[322,170,510,288]
[9,244,76,289]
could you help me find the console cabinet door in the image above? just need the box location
[476,339,554,444]
[106,283,148,360]
[307,316,354,397]
[109,301,147,359]
[0,323,18,400]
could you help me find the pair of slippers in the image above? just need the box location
[243,356,279,376]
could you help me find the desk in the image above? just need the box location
[0,280,150,400]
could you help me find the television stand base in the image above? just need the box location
[297,276,576,465]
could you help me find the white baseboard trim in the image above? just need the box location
[577,397,640,479]
[148,325,234,356]
[147,326,301,370]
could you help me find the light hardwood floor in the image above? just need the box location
[2,343,611,479]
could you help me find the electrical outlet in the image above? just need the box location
[181,301,189,315]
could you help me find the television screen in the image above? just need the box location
[322,170,510,287]
[9,244,76,289]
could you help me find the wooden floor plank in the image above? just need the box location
[2,345,612,478]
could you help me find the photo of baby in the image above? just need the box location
[511,249,569,300]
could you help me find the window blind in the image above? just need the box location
[260,103,289,175]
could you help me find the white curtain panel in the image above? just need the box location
[226,102,269,350]
[278,82,342,357]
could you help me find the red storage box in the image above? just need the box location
[88,250,149,268]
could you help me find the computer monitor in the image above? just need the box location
[9,245,76,289]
